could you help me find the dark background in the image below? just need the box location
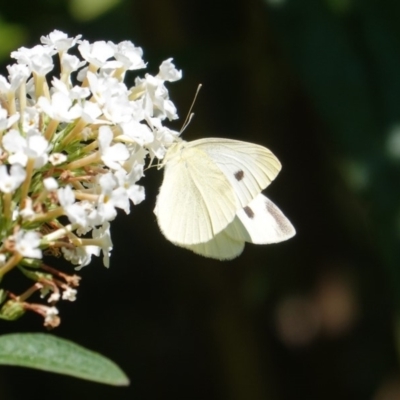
[0,0,400,399]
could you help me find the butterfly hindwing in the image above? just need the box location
[178,194,295,260]
[226,194,296,244]
[181,229,245,260]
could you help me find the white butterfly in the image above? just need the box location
[154,138,295,260]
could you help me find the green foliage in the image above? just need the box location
[266,0,400,301]
[0,19,26,62]
[69,0,122,22]
[0,333,129,386]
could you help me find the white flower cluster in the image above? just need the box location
[0,30,182,326]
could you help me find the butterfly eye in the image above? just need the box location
[243,206,255,219]
[234,170,244,181]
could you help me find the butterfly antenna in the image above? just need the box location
[145,154,163,171]
[180,84,202,133]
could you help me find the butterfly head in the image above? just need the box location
[158,138,187,169]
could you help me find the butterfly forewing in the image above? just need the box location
[187,139,281,209]
[155,143,238,245]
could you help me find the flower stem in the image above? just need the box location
[65,151,101,170]
[19,158,35,209]
[2,192,11,221]
[44,118,60,142]
[29,207,64,223]
[60,119,87,146]
[0,253,22,277]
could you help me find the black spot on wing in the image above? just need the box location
[265,198,294,235]
[243,206,254,219]
[265,199,281,221]
[265,199,275,215]
[234,170,244,181]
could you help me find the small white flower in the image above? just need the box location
[51,78,90,100]
[110,40,146,71]
[92,222,113,268]
[0,164,26,193]
[80,101,103,124]
[3,129,26,159]
[6,64,30,93]
[3,129,49,168]
[63,245,100,270]
[57,185,75,207]
[0,64,29,96]
[20,197,35,220]
[147,121,179,159]
[114,166,145,207]
[43,177,58,191]
[26,132,49,167]
[38,92,82,122]
[135,71,179,120]
[11,45,55,76]
[62,287,77,301]
[86,71,129,109]
[95,173,120,221]
[157,58,182,82]
[61,53,87,76]
[47,291,61,303]
[14,230,42,259]
[120,119,153,145]
[102,95,135,124]
[44,306,59,326]
[58,186,91,228]
[98,126,129,170]
[21,107,40,132]
[41,30,81,52]
[78,40,114,69]
[49,153,67,166]
[0,107,19,131]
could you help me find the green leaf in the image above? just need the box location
[0,333,129,386]
[69,0,122,21]
[0,19,27,61]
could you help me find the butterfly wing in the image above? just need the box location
[177,194,295,260]
[181,230,245,260]
[226,193,296,244]
[186,138,281,209]
[155,143,238,245]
